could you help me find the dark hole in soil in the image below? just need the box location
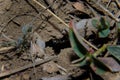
[77,13,91,19]
[72,71,89,80]
[92,37,111,46]
[45,34,71,53]
[69,12,91,19]
[86,33,112,47]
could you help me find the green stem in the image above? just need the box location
[93,44,108,57]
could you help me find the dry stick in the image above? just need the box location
[72,57,84,64]
[86,3,98,17]
[33,0,98,50]
[96,3,120,22]
[0,16,17,53]
[116,0,120,8]
[0,56,57,78]
[0,33,15,51]
[86,1,119,22]
[33,0,68,27]
[0,46,15,53]
[110,11,120,26]
[56,64,67,73]
[106,0,112,8]
[21,1,57,39]
[25,0,57,29]
[0,15,17,34]
[1,33,15,42]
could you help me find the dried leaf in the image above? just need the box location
[33,32,45,49]
[73,2,85,13]
[30,32,45,58]
[91,57,109,75]
[98,57,120,72]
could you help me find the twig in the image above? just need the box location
[97,4,120,22]
[27,0,57,26]
[106,0,112,8]
[116,0,120,8]
[0,56,57,78]
[33,0,68,27]
[72,57,84,64]
[86,3,98,17]
[70,64,80,67]
[0,15,17,34]
[33,0,98,50]
[1,33,15,42]
[86,0,119,22]
[110,11,120,26]
[0,46,15,53]
[56,64,67,73]
[96,3,119,22]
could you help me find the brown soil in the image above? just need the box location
[0,0,120,80]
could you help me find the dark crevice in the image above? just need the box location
[45,34,71,53]
[69,12,91,19]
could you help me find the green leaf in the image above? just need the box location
[107,46,120,61]
[92,19,98,28]
[91,57,109,75]
[100,17,110,29]
[69,29,87,57]
[105,21,110,28]
[98,28,110,38]
[100,17,105,29]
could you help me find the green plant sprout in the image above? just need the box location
[69,20,120,80]
[92,17,110,38]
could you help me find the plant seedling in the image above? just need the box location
[69,20,120,79]
[92,17,110,38]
